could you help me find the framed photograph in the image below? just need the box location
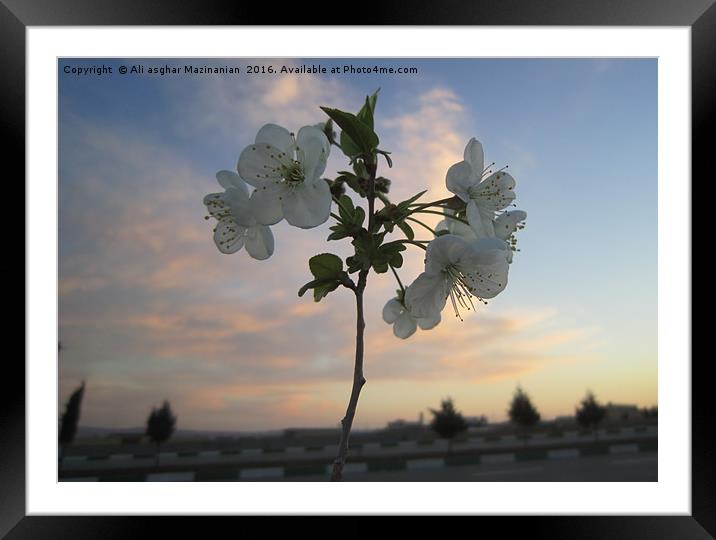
[7,0,709,536]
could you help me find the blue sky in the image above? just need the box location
[58,58,656,431]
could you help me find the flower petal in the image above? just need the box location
[417,311,441,331]
[222,186,254,227]
[393,312,418,339]
[465,256,509,299]
[445,160,475,202]
[297,125,330,155]
[237,142,292,188]
[382,298,404,324]
[494,210,527,240]
[250,182,285,225]
[435,219,449,235]
[281,178,331,229]
[203,192,228,219]
[216,170,248,195]
[463,237,511,267]
[445,215,479,242]
[463,138,484,175]
[473,171,517,211]
[244,225,274,260]
[466,200,495,239]
[213,218,245,254]
[296,127,329,180]
[425,234,470,274]
[255,124,294,156]
[405,272,449,318]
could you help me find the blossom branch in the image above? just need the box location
[331,158,377,482]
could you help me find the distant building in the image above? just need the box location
[387,414,489,430]
[465,415,488,427]
[386,412,425,430]
[386,419,422,430]
[605,403,641,423]
[553,415,575,426]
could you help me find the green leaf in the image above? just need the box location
[309,253,343,279]
[320,107,379,156]
[397,221,414,240]
[340,131,362,159]
[366,88,380,115]
[357,96,374,129]
[313,280,340,302]
[337,195,355,222]
[355,89,379,130]
[397,190,428,210]
[298,278,332,298]
[377,149,392,168]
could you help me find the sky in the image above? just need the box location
[58,58,657,432]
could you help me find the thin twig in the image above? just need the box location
[405,216,438,236]
[390,265,405,293]
[408,196,455,212]
[413,209,470,226]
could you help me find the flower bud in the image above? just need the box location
[375,176,391,194]
[325,177,346,198]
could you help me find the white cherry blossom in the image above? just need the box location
[494,209,527,263]
[446,138,517,239]
[237,123,331,229]
[203,170,274,260]
[382,297,441,339]
[437,208,527,263]
[404,234,510,319]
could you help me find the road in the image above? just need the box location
[268,452,658,482]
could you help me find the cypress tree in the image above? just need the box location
[146,400,177,468]
[508,386,540,446]
[429,398,468,453]
[59,381,85,463]
[575,391,607,440]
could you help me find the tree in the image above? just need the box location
[508,386,540,446]
[146,400,177,468]
[59,381,85,464]
[575,391,606,440]
[429,398,468,452]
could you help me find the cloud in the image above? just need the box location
[167,59,359,146]
[381,87,468,201]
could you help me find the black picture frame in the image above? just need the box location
[5,0,709,536]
